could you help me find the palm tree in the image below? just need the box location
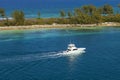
[60,10,66,18]
[82,5,96,15]
[92,11,102,25]
[118,4,120,13]
[89,5,97,15]
[0,8,5,19]
[12,10,25,25]
[102,4,113,15]
[67,11,72,19]
[74,8,82,17]
[37,11,40,19]
[82,5,89,14]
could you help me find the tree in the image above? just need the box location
[82,5,97,15]
[82,5,89,14]
[73,8,92,24]
[12,10,25,25]
[92,11,102,24]
[0,8,5,19]
[98,7,103,14]
[115,14,120,22]
[118,4,120,13]
[37,11,41,19]
[102,4,113,15]
[74,8,82,17]
[88,5,97,15]
[0,8,9,26]
[60,10,66,18]
[67,11,72,18]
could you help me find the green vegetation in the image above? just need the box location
[37,11,41,19]
[12,10,25,25]
[67,11,72,19]
[118,4,120,13]
[60,10,66,18]
[101,4,113,14]
[0,4,120,26]
[0,8,5,18]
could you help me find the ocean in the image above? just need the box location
[0,27,120,80]
[0,0,120,80]
[0,0,120,18]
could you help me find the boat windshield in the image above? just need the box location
[67,49,71,51]
[73,49,77,51]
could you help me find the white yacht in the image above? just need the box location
[63,43,86,55]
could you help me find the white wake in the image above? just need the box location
[0,51,85,63]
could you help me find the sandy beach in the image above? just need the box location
[0,22,120,31]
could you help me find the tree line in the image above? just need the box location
[0,4,120,26]
[59,4,120,24]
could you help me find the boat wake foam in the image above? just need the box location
[0,51,85,63]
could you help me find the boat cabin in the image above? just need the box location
[67,44,78,51]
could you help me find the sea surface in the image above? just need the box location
[0,0,120,18]
[0,27,120,80]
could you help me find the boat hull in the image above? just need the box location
[62,48,86,56]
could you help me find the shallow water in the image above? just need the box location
[0,27,120,80]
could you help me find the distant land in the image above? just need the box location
[0,1,120,30]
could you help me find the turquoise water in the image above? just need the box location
[0,27,120,80]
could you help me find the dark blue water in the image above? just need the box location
[0,27,120,80]
[0,0,120,18]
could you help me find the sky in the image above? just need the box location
[0,0,119,18]
[0,0,119,9]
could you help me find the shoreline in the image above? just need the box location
[0,22,120,31]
